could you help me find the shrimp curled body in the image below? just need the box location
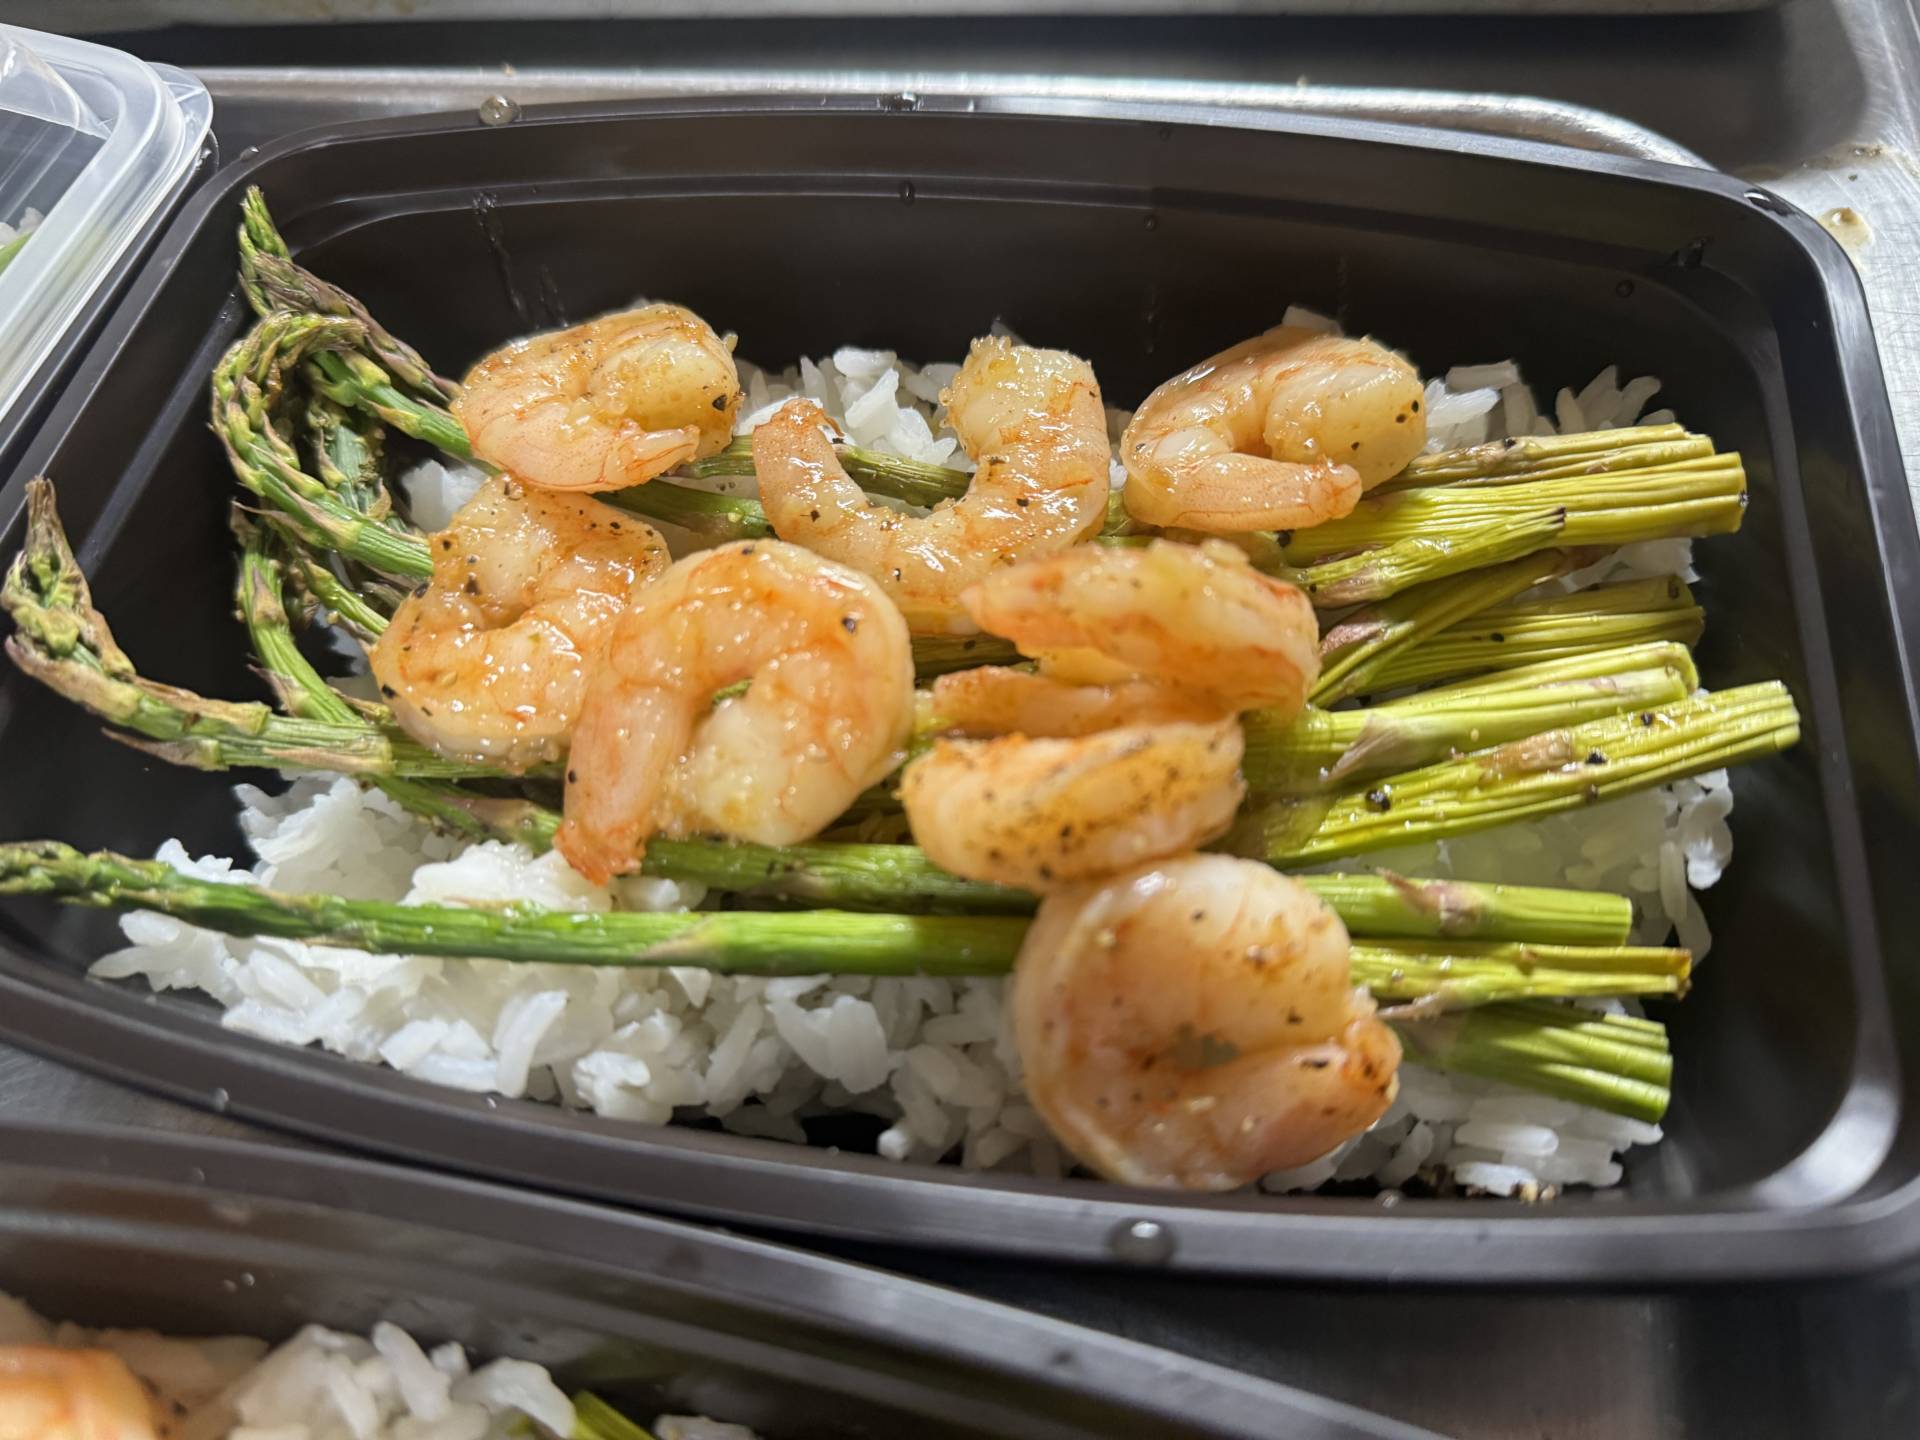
[962,539,1320,717]
[455,303,742,493]
[901,719,1245,891]
[1122,325,1426,534]
[1013,855,1402,1189]
[0,1347,158,1440]
[556,540,915,885]
[751,336,1109,634]
[370,475,669,767]
[925,666,1226,738]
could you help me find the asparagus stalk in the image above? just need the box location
[0,837,1659,997]
[1365,576,1704,692]
[1278,509,1569,608]
[0,837,1674,1119]
[1388,425,1707,489]
[282,548,393,641]
[1352,939,1688,1006]
[307,348,472,459]
[604,478,774,542]
[0,841,1028,977]
[237,186,458,404]
[212,312,435,580]
[1283,454,1746,565]
[1397,1002,1671,1123]
[1246,682,1799,865]
[1312,549,1581,705]
[909,633,1023,677]
[1245,643,1696,793]
[685,434,974,509]
[570,1395,654,1440]
[302,389,394,525]
[0,230,29,276]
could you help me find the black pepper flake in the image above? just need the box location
[466,554,478,565]
[1586,750,1605,765]
[1366,787,1392,812]
[1286,1008,1303,1024]
[567,769,579,783]
[1490,631,1506,643]
[1301,1057,1330,1070]
[1640,711,1655,726]
[1016,496,1030,508]
[809,508,821,522]
[1190,909,1205,922]
[841,614,859,633]
[711,393,728,410]
[463,577,479,595]
[740,544,755,554]
[1411,399,1421,412]
[1395,413,1407,424]
[440,538,453,550]
[379,684,396,698]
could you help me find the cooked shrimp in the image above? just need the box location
[1121,324,1426,533]
[556,540,915,884]
[900,720,1244,890]
[925,666,1225,738]
[961,539,1319,716]
[1013,855,1401,1189]
[0,1348,158,1440]
[750,336,1108,633]
[454,303,742,492]
[369,475,669,767]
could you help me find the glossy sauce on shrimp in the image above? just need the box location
[1122,324,1426,533]
[455,303,742,493]
[902,719,1245,890]
[556,540,915,884]
[1013,855,1402,1189]
[369,476,669,767]
[0,1348,158,1440]
[961,538,1320,717]
[750,336,1109,633]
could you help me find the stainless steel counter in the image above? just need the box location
[7,3,1920,1435]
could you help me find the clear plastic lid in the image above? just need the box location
[0,26,211,432]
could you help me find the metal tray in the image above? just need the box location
[0,1120,1427,1440]
[1,95,1914,1283]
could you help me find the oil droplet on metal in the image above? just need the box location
[1108,1217,1176,1264]
[1821,205,1872,254]
[209,1087,230,1113]
[478,95,522,127]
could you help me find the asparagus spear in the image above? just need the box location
[1365,576,1704,692]
[686,433,974,509]
[1277,509,1569,608]
[0,839,1674,1118]
[1283,454,1746,565]
[307,348,472,459]
[1312,548,1581,705]
[212,312,435,581]
[1397,1002,1671,1123]
[1245,682,1799,865]
[1388,424,1708,489]
[0,841,1027,977]
[1353,938,1689,1006]
[1245,643,1696,793]
[237,186,458,404]
[909,632,1023,677]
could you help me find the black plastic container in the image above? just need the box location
[1,97,1916,1282]
[0,1121,1425,1440]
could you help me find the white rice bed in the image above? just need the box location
[106,343,1727,1200]
[0,1292,752,1440]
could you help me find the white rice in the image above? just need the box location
[95,343,1726,1198]
[0,1293,751,1440]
